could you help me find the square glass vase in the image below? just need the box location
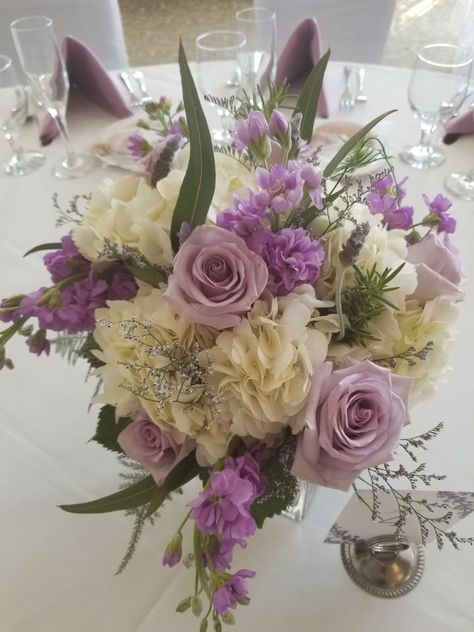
[282,480,317,522]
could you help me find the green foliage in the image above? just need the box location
[59,451,200,515]
[170,40,215,252]
[92,405,131,454]
[51,332,88,366]
[342,263,404,345]
[251,443,299,528]
[333,137,386,176]
[23,242,62,257]
[323,110,396,178]
[78,333,104,369]
[295,49,330,141]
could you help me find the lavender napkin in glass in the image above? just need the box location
[443,110,474,145]
[40,36,132,145]
[276,18,330,118]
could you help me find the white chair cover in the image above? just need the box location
[0,0,128,70]
[254,0,396,64]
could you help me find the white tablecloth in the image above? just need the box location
[1,62,473,632]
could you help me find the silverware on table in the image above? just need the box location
[119,71,142,109]
[131,70,152,104]
[339,66,355,109]
[355,67,367,104]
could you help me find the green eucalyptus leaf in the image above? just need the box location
[23,242,62,257]
[170,40,215,251]
[294,49,330,142]
[323,110,396,178]
[91,405,131,454]
[59,475,158,514]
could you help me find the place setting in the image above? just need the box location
[1,3,474,632]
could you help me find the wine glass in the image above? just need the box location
[445,165,474,201]
[235,7,276,101]
[10,15,97,179]
[0,55,45,176]
[400,43,473,170]
[195,30,246,144]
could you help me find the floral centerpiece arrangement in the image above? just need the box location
[0,45,470,630]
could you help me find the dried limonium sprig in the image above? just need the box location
[96,238,149,269]
[52,192,92,227]
[97,317,222,422]
[353,423,474,550]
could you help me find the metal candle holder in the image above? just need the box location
[341,535,425,598]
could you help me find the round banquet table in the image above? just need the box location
[1,62,473,632]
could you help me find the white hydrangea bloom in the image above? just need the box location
[73,149,253,265]
[93,286,230,465]
[208,287,329,442]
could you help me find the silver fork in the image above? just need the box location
[339,66,355,109]
[132,70,152,104]
[355,67,367,103]
[119,71,141,109]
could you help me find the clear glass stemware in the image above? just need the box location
[235,7,276,101]
[10,15,97,179]
[0,54,45,176]
[400,43,473,170]
[445,165,474,201]
[195,30,246,144]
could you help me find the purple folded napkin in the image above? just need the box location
[443,109,474,145]
[276,18,330,118]
[40,36,132,145]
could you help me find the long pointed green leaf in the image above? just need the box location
[323,110,396,178]
[59,475,157,514]
[170,40,215,252]
[24,242,62,257]
[294,49,330,142]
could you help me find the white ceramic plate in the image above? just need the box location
[313,120,389,177]
[91,116,161,172]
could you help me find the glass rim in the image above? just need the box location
[235,7,276,22]
[0,54,13,73]
[417,43,473,69]
[196,29,246,52]
[10,15,53,32]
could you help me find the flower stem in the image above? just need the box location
[335,266,347,341]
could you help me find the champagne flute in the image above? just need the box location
[400,43,472,170]
[235,7,276,101]
[196,30,246,144]
[0,54,45,176]
[10,15,97,179]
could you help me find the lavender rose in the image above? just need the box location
[292,361,411,491]
[407,232,465,304]
[163,225,268,329]
[118,415,195,485]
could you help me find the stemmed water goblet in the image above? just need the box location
[10,15,97,179]
[195,30,246,144]
[445,164,474,201]
[400,43,473,169]
[0,54,45,176]
[235,7,276,102]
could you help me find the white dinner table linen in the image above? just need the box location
[1,62,474,632]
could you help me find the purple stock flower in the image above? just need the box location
[212,569,256,614]
[233,111,269,151]
[188,468,256,540]
[208,537,236,570]
[256,164,304,214]
[19,264,137,334]
[26,329,50,357]
[300,163,324,209]
[226,453,267,501]
[247,228,325,296]
[0,296,24,323]
[216,192,268,238]
[162,532,183,568]
[365,174,414,230]
[127,134,152,159]
[422,193,456,233]
[268,109,291,147]
[43,235,89,283]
